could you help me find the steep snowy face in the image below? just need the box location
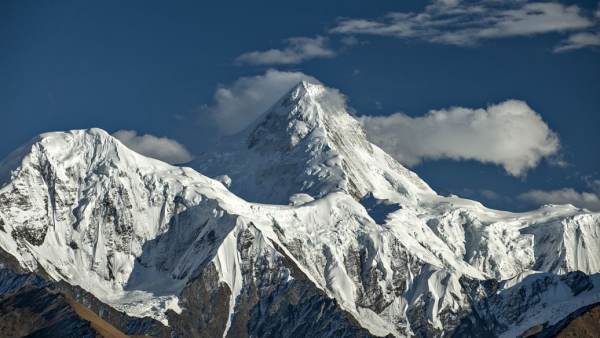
[196,81,435,204]
[0,129,252,323]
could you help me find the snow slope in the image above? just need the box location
[0,81,599,337]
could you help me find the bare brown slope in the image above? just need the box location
[555,304,600,338]
[67,298,131,338]
[522,302,600,338]
[0,284,95,338]
[0,282,136,338]
[0,265,141,338]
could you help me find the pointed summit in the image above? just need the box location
[291,79,327,96]
[247,80,348,152]
[275,80,328,104]
[197,81,435,204]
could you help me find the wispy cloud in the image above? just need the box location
[236,36,335,65]
[361,100,560,177]
[200,69,319,134]
[554,31,600,52]
[331,1,595,48]
[112,130,193,164]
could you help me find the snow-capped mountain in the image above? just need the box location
[194,81,434,205]
[0,81,599,337]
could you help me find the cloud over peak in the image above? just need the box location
[201,69,320,134]
[361,100,560,177]
[202,71,561,176]
[236,36,335,65]
[112,130,193,164]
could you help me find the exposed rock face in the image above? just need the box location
[0,81,599,337]
[0,268,153,338]
[454,271,600,338]
[0,286,97,338]
[166,263,232,338]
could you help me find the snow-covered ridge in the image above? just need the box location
[0,82,599,337]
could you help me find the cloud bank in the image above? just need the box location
[236,36,335,65]
[519,188,600,211]
[113,130,193,164]
[202,69,319,134]
[331,1,596,49]
[361,100,560,177]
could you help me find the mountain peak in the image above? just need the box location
[26,128,127,165]
[0,128,172,187]
[247,81,348,151]
[290,80,327,98]
[196,81,435,204]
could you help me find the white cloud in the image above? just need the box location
[361,100,560,177]
[202,69,319,134]
[331,1,594,47]
[519,188,600,211]
[554,32,600,52]
[112,130,193,164]
[236,36,335,65]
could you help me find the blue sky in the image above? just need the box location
[2,0,599,211]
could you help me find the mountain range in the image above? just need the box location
[0,81,599,337]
